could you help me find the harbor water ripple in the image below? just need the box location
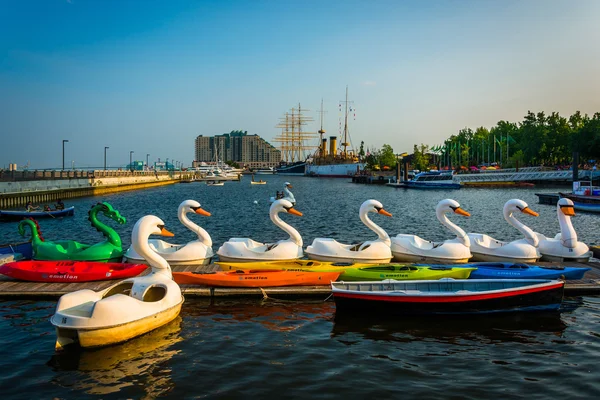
[1,176,600,398]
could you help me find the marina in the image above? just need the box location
[2,1,600,397]
[1,261,600,298]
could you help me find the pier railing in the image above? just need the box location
[0,169,175,182]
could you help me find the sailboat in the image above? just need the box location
[305,87,365,177]
[273,104,318,176]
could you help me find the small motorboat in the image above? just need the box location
[0,206,75,222]
[338,265,477,281]
[0,260,148,282]
[331,278,565,315]
[251,181,267,185]
[305,199,393,264]
[124,199,213,266]
[217,199,304,262]
[50,215,184,350]
[207,181,224,186]
[217,259,364,273]
[173,269,341,287]
[455,262,591,280]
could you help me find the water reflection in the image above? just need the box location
[331,310,570,345]
[183,298,334,332]
[47,317,183,397]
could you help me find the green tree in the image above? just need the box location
[412,144,430,171]
[379,144,396,169]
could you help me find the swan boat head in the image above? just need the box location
[131,215,175,278]
[504,199,539,218]
[178,199,211,219]
[437,198,470,219]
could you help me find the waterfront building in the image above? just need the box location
[194,131,281,169]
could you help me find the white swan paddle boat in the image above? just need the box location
[216,199,303,262]
[124,200,213,266]
[391,199,472,263]
[50,215,184,350]
[270,182,296,205]
[467,199,541,263]
[305,199,393,264]
[534,198,590,262]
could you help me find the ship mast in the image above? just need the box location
[274,104,317,163]
[339,86,354,159]
[316,98,326,158]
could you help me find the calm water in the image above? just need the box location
[1,176,600,399]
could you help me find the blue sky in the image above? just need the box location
[1,0,599,169]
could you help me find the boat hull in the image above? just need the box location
[470,252,539,263]
[403,182,461,189]
[305,163,365,178]
[0,206,75,222]
[53,298,183,349]
[332,280,564,315]
[463,262,591,280]
[305,252,392,264]
[0,241,32,260]
[0,260,149,282]
[391,252,471,264]
[123,255,211,266]
[217,259,362,272]
[339,266,476,281]
[173,270,340,287]
[276,162,306,175]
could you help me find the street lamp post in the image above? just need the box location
[130,151,134,172]
[62,140,69,170]
[104,146,109,171]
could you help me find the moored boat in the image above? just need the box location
[403,171,461,189]
[453,262,591,280]
[173,269,340,287]
[217,259,363,272]
[50,215,184,350]
[338,265,476,281]
[0,260,148,282]
[0,240,32,260]
[331,278,565,315]
[0,206,75,222]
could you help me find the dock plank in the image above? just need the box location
[0,261,599,298]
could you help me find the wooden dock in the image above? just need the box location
[1,262,600,299]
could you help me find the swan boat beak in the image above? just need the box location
[560,204,576,217]
[452,207,470,217]
[521,207,539,217]
[193,207,211,217]
[159,225,175,237]
[378,208,392,217]
[287,207,303,217]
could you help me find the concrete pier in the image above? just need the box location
[0,170,191,209]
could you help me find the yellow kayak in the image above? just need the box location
[216,259,373,273]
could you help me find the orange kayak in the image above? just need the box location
[173,269,340,287]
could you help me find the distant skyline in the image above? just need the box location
[1,0,599,169]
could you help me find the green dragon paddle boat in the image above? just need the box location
[338,264,477,281]
[18,202,126,262]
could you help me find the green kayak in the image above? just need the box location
[338,265,476,281]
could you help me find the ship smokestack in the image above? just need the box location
[321,138,327,157]
[330,136,337,156]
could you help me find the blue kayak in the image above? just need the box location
[457,262,590,280]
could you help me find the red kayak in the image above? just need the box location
[0,260,149,282]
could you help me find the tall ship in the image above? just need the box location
[305,87,365,178]
[273,104,318,176]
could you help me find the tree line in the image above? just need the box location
[363,110,600,172]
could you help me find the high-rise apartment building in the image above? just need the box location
[194,130,281,169]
